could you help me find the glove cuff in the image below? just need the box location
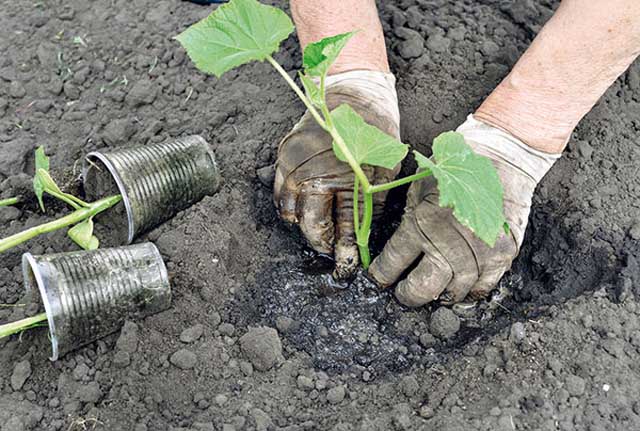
[313,70,401,131]
[457,115,560,184]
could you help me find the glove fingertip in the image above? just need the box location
[367,258,393,289]
[395,280,433,308]
[333,240,359,281]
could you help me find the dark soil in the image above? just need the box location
[1,0,639,430]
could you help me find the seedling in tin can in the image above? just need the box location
[0,147,122,253]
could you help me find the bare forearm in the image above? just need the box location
[290,0,389,74]
[476,0,640,154]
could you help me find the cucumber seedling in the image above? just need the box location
[175,0,508,269]
[0,147,122,253]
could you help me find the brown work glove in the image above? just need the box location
[274,71,401,279]
[369,115,560,307]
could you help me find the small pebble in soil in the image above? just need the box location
[400,375,420,397]
[102,119,137,146]
[180,324,204,343]
[426,34,451,53]
[509,322,526,344]
[326,385,346,404]
[419,404,435,419]
[429,308,461,339]
[170,349,197,370]
[75,381,103,403]
[239,326,283,372]
[125,80,158,107]
[240,361,254,376]
[218,323,235,337]
[397,28,425,59]
[9,81,26,98]
[297,375,315,390]
[251,408,273,431]
[0,206,22,223]
[112,351,131,368]
[565,374,586,397]
[256,165,275,187]
[419,332,436,348]
[275,316,298,333]
[11,359,32,390]
[73,363,90,380]
[116,321,139,353]
[209,311,222,328]
[629,221,640,240]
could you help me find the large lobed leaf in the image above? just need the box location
[331,104,408,170]
[414,132,507,247]
[174,0,294,77]
[303,32,355,78]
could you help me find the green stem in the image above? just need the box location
[0,197,19,207]
[60,192,90,208]
[46,190,83,210]
[266,55,371,190]
[357,191,374,269]
[0,195,122,253]
[353,175,360,234]
[0,312,48,339]
[267,56,328,130]
[369,169,433,194]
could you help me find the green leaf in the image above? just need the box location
[303,32,355,77]
[299,73,323,107]
[33,147,53,212]
[33,168,64,212]
[174,0,294,78]
[36,169,62,194]
[68,218,99,250]
[414,132,507,247]
[35,146,49,172]
[331,104,408,170]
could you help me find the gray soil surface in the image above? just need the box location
[1,0,639,430]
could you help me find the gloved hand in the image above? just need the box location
[369,115,560,307]
[274,70,400,279]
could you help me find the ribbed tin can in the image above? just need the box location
[22,243,171,361]
[83,135,220,245]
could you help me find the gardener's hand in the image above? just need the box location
[274,71,400,279]
[369,116,559,307]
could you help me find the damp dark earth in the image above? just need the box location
[1,1,640,430]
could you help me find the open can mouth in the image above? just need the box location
[84,151,136,244]
[82,136,220,246]
[22,253,61,361]
[21,244,171,361]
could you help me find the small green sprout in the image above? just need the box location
[175,0,507,269]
